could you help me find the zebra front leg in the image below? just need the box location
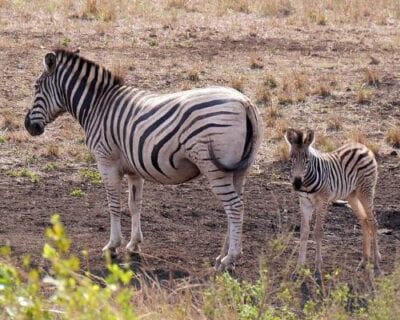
[98,164,123,257]
[126,174,144,254]
[292,196,314,280]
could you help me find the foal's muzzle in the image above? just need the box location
[25,111,44,136]
[292,177,303,191]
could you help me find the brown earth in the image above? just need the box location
[0,3,400,286]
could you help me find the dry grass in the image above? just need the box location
[230,76,245,93]
[255,86,272,105]
[314,84,332,97]
[80,0,116,21]
[0,112,20,131]
[363,68,380,87]
[385,127,400,148]
[350,129,368,145]
[316,135,337,152]
[43,144,60,158]
[3,0,400,25]
[249,55,264,69]
[187,68,200,82]
[263,73,278,89]
[356,88,371,104]
[326,115,343,131]
[274,140,289,161]
[5,130,30,143]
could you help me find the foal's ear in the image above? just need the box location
[285,128,302,146]
[303,129,315,146]
[43,52,57,74]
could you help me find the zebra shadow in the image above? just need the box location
[91,252,192,289]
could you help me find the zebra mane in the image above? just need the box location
[53,48,124,85]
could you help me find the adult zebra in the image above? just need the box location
[285,128,380,281]
[24,49,263,270]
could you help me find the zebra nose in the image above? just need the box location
[25,112,44,136]
[292,177,302,191]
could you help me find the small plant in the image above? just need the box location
[79,168,103,185]
[255,85,272,105]
[250,55,264,69]
[45,144,60,158]
[315,84,331,97]
[230,76,245,93]
[187,68,200,82]
[317,135,337,152]
[363,68,380,87]
[0,135,5,143]
[70,187,85,197]
[327,115,343,131]
[385,127,400,148]
[62,36,71,47]
[6,168,40,183]
[356,88,371,104]
[263,73,278,88]
[148,39,158,47]
[44,162,59,171]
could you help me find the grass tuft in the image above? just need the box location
[385,127,400,148]
[6,168,40,183]
[79,168,103,185]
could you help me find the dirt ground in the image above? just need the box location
[1,3,400,285]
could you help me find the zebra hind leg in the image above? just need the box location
[126,174,144,254]
[214,170,249,270]
[209,173,244,271]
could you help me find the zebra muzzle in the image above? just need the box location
[25,112,44,136]
[292,177,303,191]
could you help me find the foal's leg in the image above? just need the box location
[292,195,314,280]
[348,192,371,272]
[314,200,327,285]
[358,189,381,276]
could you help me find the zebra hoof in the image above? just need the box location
[356,261,366,273]
[290,271,299,282]
[126,242,141,254]
[102,247,118,259]
[314,270,322,286]
[374,266,382,277]
[214,255,235,272]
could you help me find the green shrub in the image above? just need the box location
[79,168,103,185]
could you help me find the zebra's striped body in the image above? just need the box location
[285,129,380,281]
[25,49,263,270]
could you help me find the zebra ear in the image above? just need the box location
[43,52,57,74]
[72,48,80,55]
[285,128,299,146]
[303,129,315,146]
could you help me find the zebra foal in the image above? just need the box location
[24,49,263,270]
[285,128,381,281]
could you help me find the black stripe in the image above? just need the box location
[168,123,231,169]
[151,107,237,175]
[138,102,181,178]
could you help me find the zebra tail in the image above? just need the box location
[208,102,261,172]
